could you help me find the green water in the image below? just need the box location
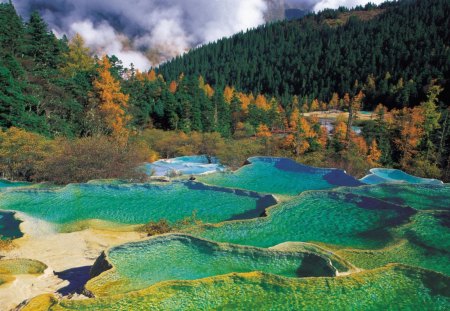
[39,265,450,311]
[403,211,450,252]
[199,157,361,195]
[192,191,413,249]
[0,182,271,229]
[0,180,30,191]
[87,234,334,296]
[337,184,450,210]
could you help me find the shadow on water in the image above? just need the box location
[56,266,92,296]
[0,211,23,240]
[186,181,278,221]
[296,254,336,278]
[258,157,363,187]
[227,195,278,221]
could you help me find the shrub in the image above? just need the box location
[35,136,152,184]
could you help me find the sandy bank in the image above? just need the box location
[0,213,143,310]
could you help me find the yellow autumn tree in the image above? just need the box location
[351,135,368,156]
[89,56,130,142]
[284,117,315,155]
[204,84,215,98]
[289,107,300,130]
[255,94,270,111]
[256,124,272,138]
[333,121,348,150]
[310,99,320,112]
[239,93,252,114]
[61,33,94,77]
[147,69,157,81]
[198,76,214,98]
[0,127,52,181]
[329,93,340,110]
[318,126,328,149]
[367,139,382,166]
[224,86,234,104]
[394,106,425,169]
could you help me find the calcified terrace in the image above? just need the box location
[0,156,447,310]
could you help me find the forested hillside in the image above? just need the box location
[159,0,450,110]
[0,0,449,184]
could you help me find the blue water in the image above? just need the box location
[199,157,362,196]
[361,168,443,185]
[0,211,23,240]
[0,180,30,191]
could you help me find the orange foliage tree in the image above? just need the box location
[89,56,131,141]
[256,124,272,138]
[168,80,177,93]
[329,93,340,110]
[223,86,234,104]
[367,139,382,166]
[393,107,425,168]
[255,94,270,111]
[147,69,157,81]
[310,99,320,112]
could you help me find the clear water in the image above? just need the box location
[145,155,225,176]
[50,265,450,311]
[337,184,450,210]
[0,180,30,191]
[88,234,334,296]
[192,191,412,249]
[361,168,443,185]
[0,181,272,229]
[199,157,362,195]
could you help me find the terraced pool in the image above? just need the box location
[199,157,362,195]
[0,181,276,231]
[86,234,336,296]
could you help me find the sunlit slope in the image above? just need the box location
[0,181,275,230]
[24,265,450,311]
[86,234,337,296]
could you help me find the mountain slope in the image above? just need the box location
[158,0,450,109]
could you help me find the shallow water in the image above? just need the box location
[192,191,414,249]
[337,184,450,210]
[361,168,443,185]
[88,234,335,295]
[199,157,362,195]
[0,181,273,230]
[47,265,450,311]
[0,180,30,191]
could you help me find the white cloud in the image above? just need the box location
[6,0,388,70]
[313,0,386,11]
[70,20,151,70]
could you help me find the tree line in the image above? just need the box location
[0,1,449,183]
[159,0,449,110]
